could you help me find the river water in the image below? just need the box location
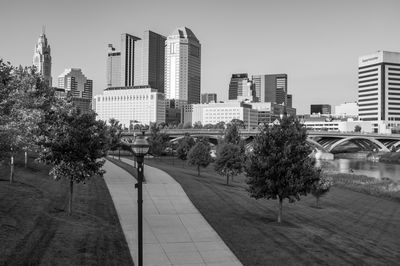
[316,159,400,181]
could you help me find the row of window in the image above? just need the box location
[98,95,155,101]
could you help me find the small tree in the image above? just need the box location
[193,121,203,129]
[214,143,242,185]
[188,141,212,176]
[311,174,332,208]
[176,134,195,160]
[245,116,321,223]
[148,122,169,156]
[108,118,122,157]
[354,125,362,132]
[214,121,225,129]
[37,108,109,215]
[224,122,241,145]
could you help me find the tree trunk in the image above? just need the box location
[226,174,230,185]
[316,196,320,208]
[118,148,120,160]
[24,151,27,168]
[277,197,283,223]
[197,165,200,176]
[10,155,14,184]
[68,178,74,216]
[10,164,14,184]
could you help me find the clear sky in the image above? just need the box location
[1,0,399,114]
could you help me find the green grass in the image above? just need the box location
[0,153,133,266]
[129,156,400,266]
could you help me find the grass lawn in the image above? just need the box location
[0,153,133,266]
[131,156,400,266]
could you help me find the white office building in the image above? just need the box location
[165,27,201,108]
[183,101,258,128]
[94,86,165,127]
[304,120,373,133]
[334,102,358,118]
[358,51,400,133]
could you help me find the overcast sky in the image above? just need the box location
[1,0,399,114]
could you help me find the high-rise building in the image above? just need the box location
[358,51,400,132]
[252,74,288,104]
[134,31,166,92]
[228,74,255,102]
[58,68,93,113]
[310,104,331,115]
[201,93,217,104]
[33,28,52,86]
[120,33,140,87]
[107,44,121,87]
[165,27,201,108]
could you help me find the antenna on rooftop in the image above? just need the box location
[42,25,46,35]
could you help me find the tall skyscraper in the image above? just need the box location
[228,74,255,102]
[107,44,121,87]
[33,28,52,87]
[358,51,400,132]
[252,74,288,104]
[165,27,201,108]
[134,31,166,92]
[120,33,140,87]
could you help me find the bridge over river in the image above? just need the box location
[121,129,400,153]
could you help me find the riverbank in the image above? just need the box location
[379,152,400,164]
[0,153,133,265]
[121,156,400,265]
[327,173,400,203]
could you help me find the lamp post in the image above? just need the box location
[132,132,149,266]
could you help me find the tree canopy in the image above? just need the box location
[148,122,169,156]
[245,115,321,222]
[176,133,195,160]
[37,108,109,215]
[214,143,242,185]
[187,140,212,176]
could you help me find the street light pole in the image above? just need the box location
[132,133,149,266]
[136,154,144,266]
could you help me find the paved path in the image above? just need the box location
[103,159,242,266]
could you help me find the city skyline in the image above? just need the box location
[1,0,400,114]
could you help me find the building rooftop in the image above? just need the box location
[169,27,199,42]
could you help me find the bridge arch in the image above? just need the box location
[328,136,390,152]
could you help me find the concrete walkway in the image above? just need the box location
[103,159,242,266]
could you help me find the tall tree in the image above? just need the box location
[245,116,321,223]
[214,143,242,185]
[37,108,109,215]
[188,141,212,176]
[0,60,58,178]
[176,133,195,160]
